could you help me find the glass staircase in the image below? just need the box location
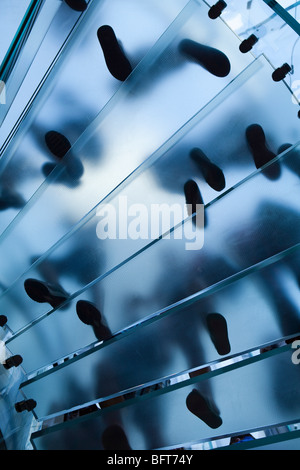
[0,0,300,450]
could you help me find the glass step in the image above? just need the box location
[0,53,298,338]
[2,139,300,355]
[30,349,300,449]
[158,419,300,450]
[0,0,194,212]
[0,0,253,284]
[0,0,299,450]
[14,241,300,393]
[20,332,300,419]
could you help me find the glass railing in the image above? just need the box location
[206,0,300,91]
[0,0,63,126]
[0,337,35,450]
[0,0,32,66]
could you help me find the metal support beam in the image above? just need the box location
[263,0,300,35]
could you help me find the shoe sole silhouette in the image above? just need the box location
[42,163,82,188]
[76,300,103,325]
[186,389,222,428]
[245,124,281,180]
[190,147,225,191]
[24,278,69,309]
[45,131,84,179]
[97,25,132,81]
[45,131,71,159]
[0,190,25,211]
[179,39,231,77]
[76,300,112,341]
[184,179,207,227]
[206,313,231,355]
[64,0,87,11]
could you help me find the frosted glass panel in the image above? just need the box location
[31,350,300,449]
[17,242,300,417]
[0,53,299,340]
[0,0,192,202]
[0,0,252,289]
[0,0,300,451]
[3,140,300,349]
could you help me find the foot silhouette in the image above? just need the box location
[186,389,222,428]
[44,130,84,180]
[272,63,291,82]
[245,124,281,180]
[45,131,71,159]
[97,25,132,81]
[24,278,69,309]
[0,189,25,211]
[184,179,207,227]
[64,0,87,11]
[179,39,231,77]
[76,300,112,341]
[206,313,231,355]
[190,148,225,191]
